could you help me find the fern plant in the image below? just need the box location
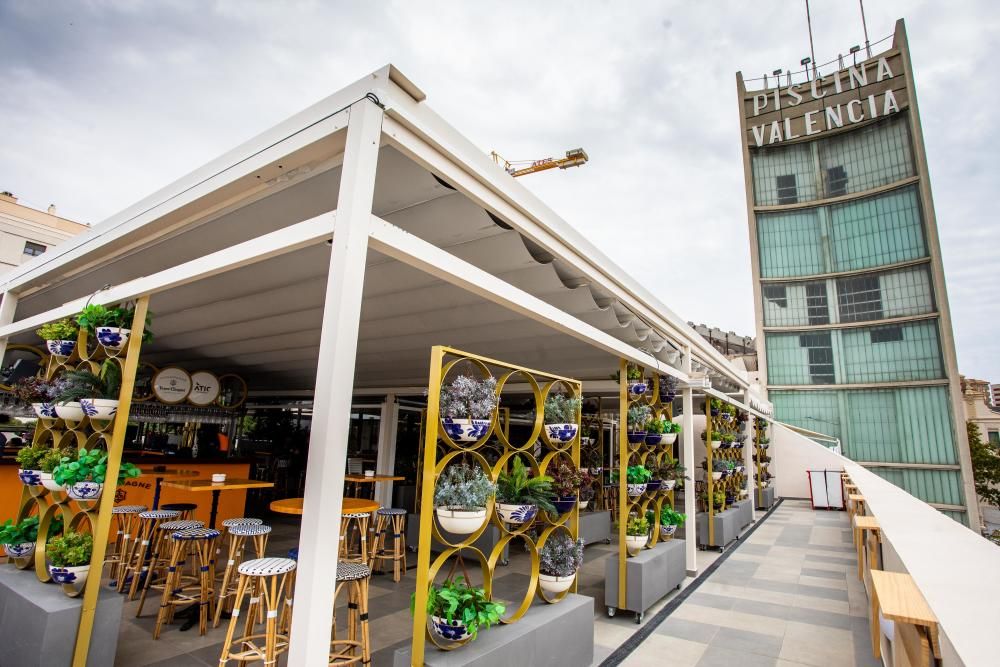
[54,361,122,402]
[495,456,556,514]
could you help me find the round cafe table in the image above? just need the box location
[270,497,379,515]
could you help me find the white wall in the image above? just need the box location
[772,421,849,499]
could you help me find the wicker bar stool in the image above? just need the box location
[279,548,298,635]
[136,519,204,617]
[217,517,264,558]
[218,557,296,666]
[340,512,373,564]
[330,562,372,666]
[372,508,407,582]
[213,523,272,628]
[123,509,180,597]
[153,527,220,638]
[107,505,146,585]
[160,502,198,520]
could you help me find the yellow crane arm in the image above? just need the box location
[490,148,589,178]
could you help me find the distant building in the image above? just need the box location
[991,383,1000,408]
[0,192,88,275]
[960,376,1000,529]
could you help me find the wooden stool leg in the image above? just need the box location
[214,534,244,628]
[264,574,278,666]
[218,573,250,665]
[127,520,155,599]
[153,539,182,640]
[359,577,371,665]
[394,515,405,583]
[137,530,168,617]
[198,539,214,635]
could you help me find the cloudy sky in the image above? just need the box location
[2,1,998,381]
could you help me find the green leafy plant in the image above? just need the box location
[52,448,141,486]
[658,459,687,481]
[720,433,735,445]
[645,417,667,435]
[625,515,649,536]
[0,517,39,544]
[610,366,643,382]
[496,456,556,514]
[626,465,653,484]
[39,448,74,473]
[412,578,505,640]
[76,303,153,341]
[626,405,652,431]
[709,398,722,412]
[36,319,78,341]
[45,531,93,567]
[664,421,681,434]
[544,394,581,423]
[659,506,686,526]
[53,361,122,402]
[969,421,1000,509]
[434,463,496,510]
[15,445,46,470]
[549,461,584,497]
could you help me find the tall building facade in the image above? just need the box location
[0,191,88,275]
[737,19,979,525]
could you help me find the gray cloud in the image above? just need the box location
[1,0,997,382]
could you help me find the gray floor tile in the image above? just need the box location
[801,567,845,579]
[654,616,721,643]
[686,592,736,610]
[736,543,771,556]
[696,644,777,667]
[712,626,784,657]
[731,598,791,620]
[804,553,856,566]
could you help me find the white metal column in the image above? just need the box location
[374,393,399,507]
[743,389,757,522]
[288,99,383,666]
[0,292,19,362]
[681,346,697,575]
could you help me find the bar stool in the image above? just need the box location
[330,562,372,666]
[107,505,146,585]
[160,502,198,520]
[214,523,272,627]
[136,519,205,617]
[373,508,407,582]
[217,517,264,569]
[340,512,372,564]
[123,509,180,597]
[153,527,220,638]
[218,557,296,666]
[279,548,299,634]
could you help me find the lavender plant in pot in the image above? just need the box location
[538,532,584,594]
[549,461,584,515]
[439,375,498,443]
[543,394,581,445]
[36,318,79,358]
[15,444,46,486]
[434,462,496,535]
[12,376,57,419]
[626,405,652,444]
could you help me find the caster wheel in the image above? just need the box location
[635,612,644,624]
[500,559,509,567]
[605,538,612,545]
[607,607,616,617]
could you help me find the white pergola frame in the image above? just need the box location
[0,66,771,665]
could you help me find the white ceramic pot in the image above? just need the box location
[539,572,575,594]
[4,542,35,559]
[625,534,648,556]
[81,398,118,421]
[40,472,63,493]
[48,564,90,586]
[626,483,646,497]
[441,417,491,443]
[32,402,57,419]
[711,472,723,481]
[660,479,676,492]
[435,507,488,535]
[496,503,538,524]
[544,422,578,446]
[663,433,678,446]
[710,440,721,450]
[18,469,42,486]
[55,401,85,422]
[66,480,103,501]
[95,326,130,350]
[659,524,677,540]
[577,499,589,510]
[45,339,77,357]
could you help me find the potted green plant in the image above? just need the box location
[76,303,154,351]
[543,394,582,445]
[439,375,498,443]
[12,376,57,419]
[434,462,496,535]
[701,429,721,450]
[626,465,653,497]
[577,469,596,510]
[495,455,556,524]
[612,366,646,395]
[626,405,652,444]
[538,532,584,593]
[52,448,141,501]
[720,433,735,449]
[36,318,79,357]
[38,447,74,492]
[549,461,584,514]
[657,507,686,540]
[52,361,122,422]
[711,459,729,481]
[709,398,722,417]
[0,516,40,559]
[624,515,649,555]
[46,531,94,586]
[15,444,46,486]
[413,578,505,642]
[657,459,687,492]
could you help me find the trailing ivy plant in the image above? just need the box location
[543,394,581,423]
[46,531,93,567]
[539,533,584,577]
[412,578,505,640]
[496,456,556,514]
[52,448,141,487]
[433,463,496,510]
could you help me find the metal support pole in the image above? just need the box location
[0,292,19,362]
[681,347,696,575]
[287,98,383,666]
[743,390,756,522]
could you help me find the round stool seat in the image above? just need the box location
[159,519,204,531]
[342,512,370,519]
[172,527,220,540]
[287,547,298,560]
[336,562,371,581]
[238,557,297,576]
[139,510,180,520]
[377,508,406,516]
[228,523,272,537]
[160,502,198,512]
[222,517,263,528]
[113,504,147,514]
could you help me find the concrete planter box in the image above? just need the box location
[394,593,593,667]
[756,486,775,511]
[734,499,753,529]
[578,510,611,546]
[604,539,685,622]
[696,507,740,549]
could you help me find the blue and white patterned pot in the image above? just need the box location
[496,503,537,524]
[544,423,578,446]
[32,402,57,419]
[40,473,63,493]
[551,496,577,514]
[627,430,646,445]
[441,417,490,443]
[18,469,42,486]
[80,398,118,421]
[431,616,469,642]
[95,326,130,350]
[5,542,34,559]
[67,481,103,501]
[659,525,678,540]
[626,483,646,497]
[48,564,90,586]
[629,382,648,396]
[45,339,76,357]
[55,401,85,422]
[660,479,676,492]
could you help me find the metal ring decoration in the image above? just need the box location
[437,356,497,451]
[424,544,491,651]
[214,373,247,409]
[493,370,543,451]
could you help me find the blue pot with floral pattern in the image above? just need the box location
[431,615,469,642]
[496,503,538,524]
[544,422,578,446]
[67,481,103,501]
[646,480,662,493]
[48,564,90,586]
[629,381,648,396]
[441,417,490,443]
[4,542,34,559]
[45,339,76,357]
[32,402,57,419]
[95,326,130,350]
[18,468,42,486]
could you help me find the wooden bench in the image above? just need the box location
[869,570,940,667]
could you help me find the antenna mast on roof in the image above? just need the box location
[859,0,871,58]
[804,0,818,78]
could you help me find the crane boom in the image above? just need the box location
[490,148,589,177]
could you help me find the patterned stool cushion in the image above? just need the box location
[377,508,407,516]
[336,562,371,581]
[159,520,204,531]
[139,510,180,520]
[172,527,220,540]
[112,504,147,514]
[160,502,198,512]
[238,557,296,576]
[222,517,264,528]
[287,547,298,560]
[342,512,370,519]
[228,523,272,537]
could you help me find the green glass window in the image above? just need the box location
[757,208,824,278]
[761,280,830,327]
[829,186,927,271]
[841,321,944,383]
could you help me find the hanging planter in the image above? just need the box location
[439,375,497,443]
[436,507,488,535]
[543,394,581,446]
[495,456,554,524]
[539,533,583,594]
[36,319,79,358]
[431,615,470,642]
[66,481,103,501]
[434,463,495,535]
[76,303,154,353]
